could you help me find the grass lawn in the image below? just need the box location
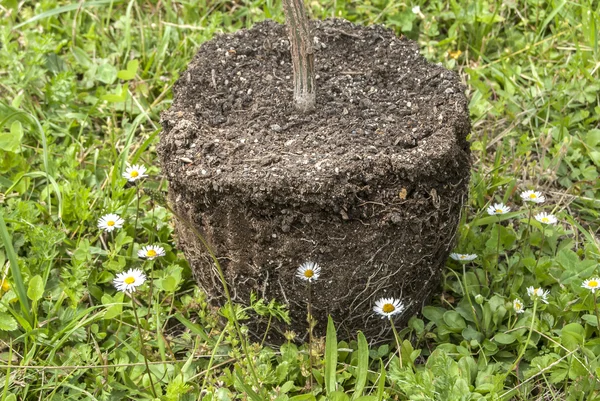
[0,0,599,400]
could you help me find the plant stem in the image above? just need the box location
[130,183,141,259]
[282,0,316,112]
[307,282,314,389]
[509,300,537,375]
[593,293,600,336]
[523,205,533,245]
[131,293,158,398]
[496,217,502,269]
[389,317,403,369]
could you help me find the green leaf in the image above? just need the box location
[582,314,599,327]
[117,59,139,81]
[328,391,350,401]
[0,312,18,331]
[101,83,129,103]
[560,323,584,351]
[422,306,445,325]
[27,275,44,302]
[161,276,177,292]
[0,121,23,153]
[351,331,368,400]
[493,332,516,344]
[325,315,338,394]
[443,310,466,331]
[289,396,316,401]
[97,63,117,84]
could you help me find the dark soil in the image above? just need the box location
[159,18,471,342]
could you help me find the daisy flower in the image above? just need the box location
[122,164,148,182]
[296,261,321,283]
[449,253,477,262]
[527,286,549,304]
[97,213,125,232]
[582,278,600,293]
[535,212,557,225]
[513,298,525,314]
[113,268,146,293]
[137,245,166,260]
[373,297,405,319]
[520,190,545,204]
[487,203,511,216]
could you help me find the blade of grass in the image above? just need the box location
[375,360,386,401]
[0,211,32,324]
[13,0,124,29]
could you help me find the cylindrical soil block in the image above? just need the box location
[159,19,471,341]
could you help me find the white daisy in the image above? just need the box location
[449,253,477,262]
[582,278,600,294]
[527,286,549,304]
[97,213,125,232]
[520,190,545,204]
[122,164,148,182]
[513,298,525,314]
[373,297,405,319]
[137,245,166,260]
[487,203,511,216]
[113,268,146,293]
[296,261,321,282]
[535,212,557,225]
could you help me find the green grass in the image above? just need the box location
[0,0,599,400]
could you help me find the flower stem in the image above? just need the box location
[496,217,502,269]
[593,293,600,336]
[307,282,314,389]
[523,206,533,245]
[508,299,537,375]
[389,317,403,369]
[129,183,141,259]
[131,293,158,398]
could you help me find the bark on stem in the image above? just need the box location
[282,0,316,112]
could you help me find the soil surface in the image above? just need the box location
[159,18,471,342]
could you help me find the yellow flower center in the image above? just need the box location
[1,280,10,292]
[495,209,503,213]
[541,217,549,223]
[382,304,395,313]
[146,249,157,257]
[107,220,115,226]
[588,280,599,288]
[460,255,467,259]
[130,170,139,178]
[515,301,522,309]
[124,277,136,284]
[304,270,314,278]
[529,193,537,199]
